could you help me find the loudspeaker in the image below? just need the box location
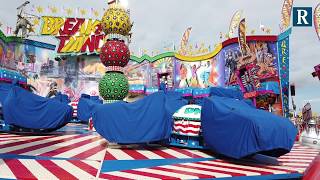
[290,84,295,96]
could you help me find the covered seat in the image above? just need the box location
[93,91,187,144]
[3,86,72,130]
[77,94,103,123]
[201,96,297,159]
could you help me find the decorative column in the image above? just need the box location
[99,2,132,103]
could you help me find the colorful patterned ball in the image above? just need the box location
[101,7,132,36]
[99,72,129,100]
[100,40,130,67]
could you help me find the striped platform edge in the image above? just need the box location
[0,158,100,179]
[100,143,320,179]
[0,132,107,161]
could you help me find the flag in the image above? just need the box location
[280,0,294,32]
[108,0,117,5]
[179,27,192,55]
[238,18,250,57]
[228,10,243,38]
[314,3,320,40]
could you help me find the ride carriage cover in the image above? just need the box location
[3,86,72,129]
[93,91,187,143]
[201,95,297,159]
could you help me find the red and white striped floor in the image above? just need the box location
[0,123,319,179]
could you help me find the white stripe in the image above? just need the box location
[290,149,319,153]
[105,171,161,180]
[160,148,191,158]
[54,139,105,158]
[183,162,257,176]
[106,148,134,160]
[207,161,288,174]
[22,135,94,156]
[137,149,164,159]
[264,165,305,173]
[279,156,316,159]
[174,120,201,126]
[281,162,310,167]
[278,159,313,163]
[87,149,107,161]
[184,149,214,158]
[0,135,76,153]
[52,160,94,179]
[0,159,16,179]
[19,159,58,180]
[286,153,319,156]
[81,160,100,169]
[136,168,199,179]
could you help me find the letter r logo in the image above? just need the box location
[293,7,312,27]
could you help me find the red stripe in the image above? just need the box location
[72,141,107,159]
[7,134,86,154]
[222,36,278,47]
[69,160,98,176]
[175,163,245,176]
[169,147,203,158]
[104,150,118,160]
[0,135,21,138]
[0,136,56,149]
[100,173,133,180]
[303,155,320,180]
[151,166,215,178]
[121,149,148,160]
[39,136,101,157]
[197,161,271,175]
[144,147,176,159]
[173,128,200,134]
[4,159,37,180]
[123,169,181,179]
[174,123,201,129]
[37,160,77,179]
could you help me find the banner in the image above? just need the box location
[178,27,192,55]
[280,0,294,32]
[315,3,320,40]
[278,36,290,117]
[228,10,243,38]
[40,16,105,55]
[238,18,249,57]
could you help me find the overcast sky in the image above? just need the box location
[0,0,319,112]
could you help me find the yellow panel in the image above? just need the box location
[174,43,222,62]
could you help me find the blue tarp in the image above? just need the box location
[0,83,13,104]
[77,95,103,122]
[202,96,297,159]
[93,92,187,143]
[52,92,71,104]
[3,86,72,129]
[209,87,244,100]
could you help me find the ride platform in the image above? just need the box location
[0,123,318,179]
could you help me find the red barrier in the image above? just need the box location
[303,155,320,180]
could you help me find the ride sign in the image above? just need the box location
[40,16,105,54]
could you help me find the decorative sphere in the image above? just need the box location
[100,40,130,67]
[101,7,132,36]
[99,72,129,100]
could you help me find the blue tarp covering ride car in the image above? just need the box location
[201,95,297,159]
[0,83,13,104]
[77,94,103,122]
[3,86,72,129]
[209,87,244,100]
[93,91,187,143]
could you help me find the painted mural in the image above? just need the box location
[174,57,224,88]
[221,41,279,85]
